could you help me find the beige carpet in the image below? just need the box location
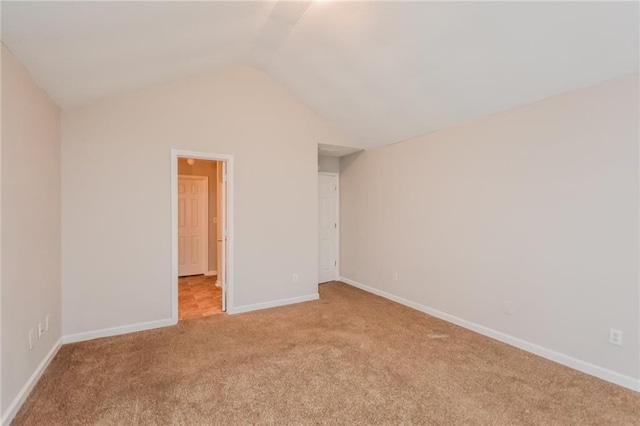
[13,282,640,425]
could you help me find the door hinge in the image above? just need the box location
[334,260,337,266]
[223,173,228,183]
[334,223,337,229]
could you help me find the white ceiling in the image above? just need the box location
[318,143,362,158]
[2,1,638,149]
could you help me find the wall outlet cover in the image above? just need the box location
[609,329,622,346]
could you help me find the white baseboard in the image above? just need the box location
[339,277,640,393]
[229,293,319,315]
[204,270,217,276]
[62,318,176,344]
[2,338,62,426]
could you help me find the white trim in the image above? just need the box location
[62,318,175,344]
[228,293,319,315]
[339,276,640,392]
[177,175,209,277]
[171,149,235,322]
[219,161,228,312]
[1,338,62,426]
[318,171,340,282]
[204,270,217,276]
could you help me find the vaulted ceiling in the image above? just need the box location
[2,1,638,148]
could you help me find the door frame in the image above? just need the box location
[318,171,340,282]
[177,175,209,277]
[171,149,234,323]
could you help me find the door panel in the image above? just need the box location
[178,176,208,276]
[318,174,338,283]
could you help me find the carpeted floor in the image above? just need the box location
[13,282,640,425]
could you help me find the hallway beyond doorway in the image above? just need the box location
[178,275,223,320]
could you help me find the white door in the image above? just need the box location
[318,173,338,283]
[217,163,228,311]
[178,176,208,277]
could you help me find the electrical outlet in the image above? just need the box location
[393,272,398,282]
[38,323,44,339]
[502,300,514,316]
[609,329,622,346]
[45,314,50,332]
[29,329,35,350]
[292,274,299,283]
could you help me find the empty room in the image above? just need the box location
[1,1,639,425]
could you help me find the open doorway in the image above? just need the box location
[171,150,233,322]
[318,172,339,283]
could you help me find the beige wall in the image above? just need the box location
[61,66,354,336]
[178,158,218,273]
[340,74,640,381]
[318,155,340,173]
[1,44,62,414]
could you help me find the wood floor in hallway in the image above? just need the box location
[178,275,222,320]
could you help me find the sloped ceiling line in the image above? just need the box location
[250,1,313,69]
[2,1,638,148]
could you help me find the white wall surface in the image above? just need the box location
[1,44,62,414]
[318,155,340,173]
[61,67,353,336]
[340,74,640,382]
